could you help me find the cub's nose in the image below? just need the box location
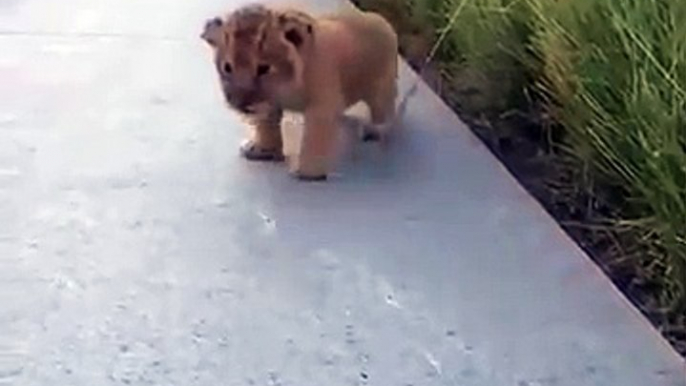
[233,89,261,114]
[222,90,254,114]
[236,99,255,114]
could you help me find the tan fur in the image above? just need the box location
[201,3,398,180]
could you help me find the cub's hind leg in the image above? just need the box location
[240,106,285,162]
[364,73,397,143]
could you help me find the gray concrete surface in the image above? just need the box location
[1,0,684,385]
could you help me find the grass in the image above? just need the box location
[353,0,686,355]
[529,0,686,312]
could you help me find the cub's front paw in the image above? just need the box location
[288,159,328,181]
[240,140,285,162]
[293,172,327,181]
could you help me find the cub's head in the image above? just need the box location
[201,4,315,114]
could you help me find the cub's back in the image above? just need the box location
[327,10,397,61]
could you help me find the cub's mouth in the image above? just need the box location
[221,84,266,115]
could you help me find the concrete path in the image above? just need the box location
[1,0,684,385]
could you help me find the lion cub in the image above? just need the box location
[201,3,399,180]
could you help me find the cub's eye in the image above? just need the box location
[256,64,270,77]
[223,62,233,75]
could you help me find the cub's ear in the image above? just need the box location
[201,17,224,47]
[277,11,314,49]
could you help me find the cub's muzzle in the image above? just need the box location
[222,85,264,114]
